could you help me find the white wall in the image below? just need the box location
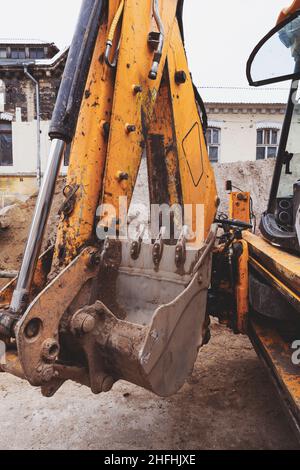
[0,120,68,175]
[0,111,285,177]
[207,112,284,163]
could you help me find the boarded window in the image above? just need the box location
[0,121,13,166]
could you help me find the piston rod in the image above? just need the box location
[10,139,65,313]
[6,0,104,317]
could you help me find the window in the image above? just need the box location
[29,48,45,59]
[256,128,279,160]
[0,48,7,59]
[10,48,26,60]
[206,127,220,162]
[0,121,13,166]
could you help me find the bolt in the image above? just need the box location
[126,124,136,133]
[175,70,187,84]
[117,172,129,182]
[149,70,157,81]
[71,312,96,335]
[133,84,143,94]
[237,193,248,201]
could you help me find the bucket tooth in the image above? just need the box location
[13,228,217,397]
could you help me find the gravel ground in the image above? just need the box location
[0,321,299,450]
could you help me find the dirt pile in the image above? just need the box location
[131,157,276,231]
[0,179,65,272]
[214,159,276,228]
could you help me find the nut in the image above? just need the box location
[175,70,187,84]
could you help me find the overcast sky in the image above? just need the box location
[0,0,291,86]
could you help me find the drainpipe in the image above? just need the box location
[23,65,41,188]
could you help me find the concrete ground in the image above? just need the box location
[0,321,299,450]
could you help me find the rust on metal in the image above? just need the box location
[244,231,300,311]
[249,318,300,440]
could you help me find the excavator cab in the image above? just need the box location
[243,2,300,440]
[247,8,300,252]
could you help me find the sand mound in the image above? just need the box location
[0,178,65,272]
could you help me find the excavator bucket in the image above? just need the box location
[7,227,217,397]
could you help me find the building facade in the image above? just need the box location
[200,86,288,164]
[0,39,67,204]
[0,47,290,205]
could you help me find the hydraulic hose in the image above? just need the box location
[105,0,125,68]
[149,0,165,80]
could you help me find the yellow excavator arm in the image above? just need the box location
[0,0,299,445]
[0,0,218,399]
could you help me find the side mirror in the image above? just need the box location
[247,10,300,86]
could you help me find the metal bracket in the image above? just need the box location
[15,247,101,387]
[58,184,80,219]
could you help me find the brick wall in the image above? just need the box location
[1,74,62,122]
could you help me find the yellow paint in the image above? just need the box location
[236,240,249,334]
[100,0,179,228]
[229,192,251,224]
[251,320,300,406]
[54,0,120,263]
[244,231,300,295]
[167,21,217,239]
[54,0,218,267]
[146,76,181,207]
